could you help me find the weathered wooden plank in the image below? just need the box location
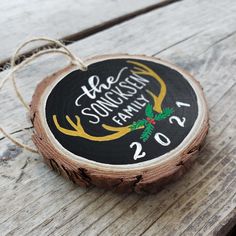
[53,193,132,236]
[0,181,89,234]
[0,0,236,235]
[211,206,236,236]
[183,178,236,236]
[143,159,236,235]
[0,0,166,63]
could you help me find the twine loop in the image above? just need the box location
[0,37,87,153]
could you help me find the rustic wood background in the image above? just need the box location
[0,0,236,235]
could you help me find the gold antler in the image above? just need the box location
[53,115,131,141]
[127,60,166,113]
[52,60,167,141]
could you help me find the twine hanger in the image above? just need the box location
[0,37,87,153]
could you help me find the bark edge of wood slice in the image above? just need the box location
[30,54,209,194]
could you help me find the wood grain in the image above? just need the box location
[0,0,236,235]
[0,0,165,64]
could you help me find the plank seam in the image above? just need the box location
[0,0,182,72]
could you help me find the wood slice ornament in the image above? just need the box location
[30,54,209,193]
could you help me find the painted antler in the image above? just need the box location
[53,60,167,141]
[53,115,131,141]
[127,60,166,113]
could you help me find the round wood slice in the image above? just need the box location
[30,54,209,193]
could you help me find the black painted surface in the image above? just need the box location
[46,58,198,165]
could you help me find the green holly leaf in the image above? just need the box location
[140,123,154,142]
[154,107,174,121]
[145,103,154,119]
[130,119,147,131]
